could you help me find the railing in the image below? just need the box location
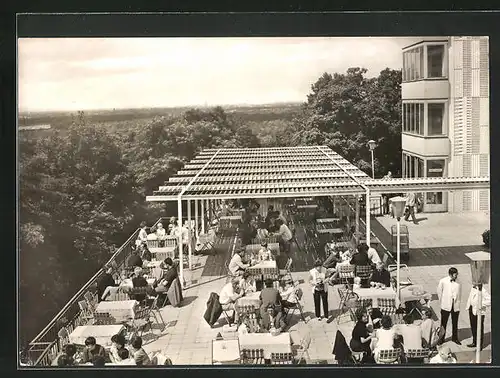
[27,226,142,366]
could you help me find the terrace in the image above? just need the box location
[24,146,490,367]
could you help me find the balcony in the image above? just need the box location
[402,79,449,100]
[402,133,450,157]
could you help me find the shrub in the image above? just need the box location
[482,229,490,247]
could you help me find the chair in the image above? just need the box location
[284,287,306,324]
[337,288,359,324]
[150,296,167,332]
[270,352,294,365]
[355,298,373,312]
[84,291,97,310]
[346,343,364,364]
[295,332,312,364]
[57,327,70,350]
[355,265,373,284]
[196,231,216,254]
[77,300,95,324]
[94,312,116,325]
[376,348,402,364]
[279,258,293,282]
[125,305,154,339]
[338,265,355,287]
[388,264,412,289]
[378,298,401,323]
[405,348,431,363]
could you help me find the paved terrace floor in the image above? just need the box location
[139,211,491,365]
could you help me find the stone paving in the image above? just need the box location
[138,212,491,365]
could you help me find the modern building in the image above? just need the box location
[401,36,490,213]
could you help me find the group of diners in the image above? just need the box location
[136,218,190,252]
[96,255,180,307]
[345,306,454,364]
[52,335,158,367]
[218,275,299,334]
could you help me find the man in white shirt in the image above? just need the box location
[367,247,381,265]
[276,219,293,256]
[466,284,491,349]
[403,192,418,224]
[437,267,461,345]
[219,278,243,324]
[398,315,423,351]
[228,249,249,276]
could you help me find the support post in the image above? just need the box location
[355,196,360,245]
[396,218,401,307]
[195,199,199,238]
[177,198,184,288]
[201,200,205,234]
[365,189,371,247]
[476,284,483,363]
[187,199,192,270]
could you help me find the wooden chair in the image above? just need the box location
[376,348,402,364]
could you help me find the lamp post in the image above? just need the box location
[464,251,491,364]
[367,140,376,179]
[389,196,407,307]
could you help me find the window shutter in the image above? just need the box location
[462,154,472,177]
[453,98,465,155]
[479,38,489,98]
[463,191,472,211]
[462,39,472,97]
[479,190,489,211]
[471,98,480,154]
[479,154,489,176]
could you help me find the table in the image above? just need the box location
[245,243,280,255]
[212,339,240,364]
[353,287,397,308]
[95,300,138,322]
[119,278,156,289]
[236,291,261,309]
[238,333,292,359]
[69,325,125,347]
[296,204,317,210]
[317,227,344,235]
[149,247,176,260]
[247,260,278,276]
[316,218,341,224]
[400,285,432,303]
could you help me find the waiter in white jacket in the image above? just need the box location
[437,267,461,345]
[466,284,491,350]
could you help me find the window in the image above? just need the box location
[428,103,445,135]
[426,159,445,205]
[402,103,424,135]
[402,46,424,82]
[402,153,424,178]
[427,45,445,78]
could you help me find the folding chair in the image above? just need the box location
[376,348,402,364]
[338,265,355,287]
[405,348,431,363]
[284,287,306,324]
[295,332,312,364]
[150,296,167,332]
[57,327,70,350]
[196,230,216,255]
[279,257,293,282]
[355,298,373,313]
[270,352,294,365]
[77,300,95,325]
[347,343,365,364]
[84,291,98,312]
[337,288,359,324]
[124,305,154,339]
[388,264,412,290]
[378,298,402,324]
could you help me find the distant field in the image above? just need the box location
[18,103,302,129]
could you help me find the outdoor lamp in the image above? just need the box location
[367,140,376,178]
[389,196,407,307]
[465,251,491,364]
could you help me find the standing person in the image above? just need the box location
[437,267,462,345]
[382,172,392,215]
[136,221,148,247]
[309,259,329,320]
[404,192,418,224]
[275,219,293,256]
[466,284,491,349]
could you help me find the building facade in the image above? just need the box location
[401,37,490,213]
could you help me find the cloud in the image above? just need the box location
[18,37,410,111]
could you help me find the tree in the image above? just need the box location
[292,67,402,177]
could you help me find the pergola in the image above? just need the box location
[146,146,490,285]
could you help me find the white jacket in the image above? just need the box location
[437,276,461,312]
[466,287,491,316]
[309,267,328,293]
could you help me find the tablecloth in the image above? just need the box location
[353,287,397,308]
[238,332,291,359]
[400,285,432,303]
[69,325,125,347]
[212,339,240,364]
[236,291,261,309]
[95,300,138,322]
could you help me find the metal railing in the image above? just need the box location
[26,226,142,365]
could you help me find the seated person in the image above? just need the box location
[126,250,143,269]
[279,278,297,310]
[92,355,106,367]
[353,276,362,290]
[228,249,249,276]
[130,336,152,366]
[367,247,382,266]
[370,261,391,288]
[130,267,149,302]
[398,315,423,352]
[373,315,398,363]
[156,222,166,240]
[259,278,282,318]
[219,278,244,324]
[96,265,118,302]
[350,308,374,361]
[327,250,353,284]
[256,222,270,240]
[117,348,130,361]
[258,242,273,261]
[81,337,106,364]
[154,258,178,293]
[138,244,152,262]
[239,271,256,294]
[168,216,177,234]
[420,307,440,349]
[109,334,128,363]
[429,345,457,364]
[350,243,370,266]
[52,344,77,366]
[260,304,286,333]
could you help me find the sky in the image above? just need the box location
[18,37,416,112]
